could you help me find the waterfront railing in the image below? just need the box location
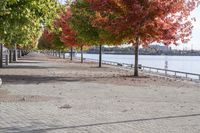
[85,58,200,81]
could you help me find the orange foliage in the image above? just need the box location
[88,0,200,45]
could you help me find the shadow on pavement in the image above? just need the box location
[1,75,95,84]
[0,74,148,85]
[0,113,200,133]
[4,65,51,69]
[13,61,44,64]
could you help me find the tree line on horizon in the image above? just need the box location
[86,45,200,56]
[1,0,200,76]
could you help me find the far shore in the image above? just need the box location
[74,52,200,56]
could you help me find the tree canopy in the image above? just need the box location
[0,0,61,49]
[88,0,200,45]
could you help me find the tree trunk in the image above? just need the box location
[21,50,24,56]
[70,46,73,61]
[18,49,21,58]
[134,37,139,77]
[81,45,83,63]
[0,44,3,68]
[53,50,55,56]
[5,54,8,66]
[9,50,12,63]
[99,45,102,67]
[59,50,61,58]
[13,43,17,61]
[63,51,65,59]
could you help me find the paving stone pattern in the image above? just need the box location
[0,53,200,133]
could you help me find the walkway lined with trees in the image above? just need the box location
[1,1,200,132]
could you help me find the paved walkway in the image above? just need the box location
[0,53,200,133]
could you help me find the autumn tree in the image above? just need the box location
[70,0,100,64]
[38,29,55,50]
[70,0,124,67]
[88,0,200,76]
[58,8,79,61]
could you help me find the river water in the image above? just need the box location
[75,53,200,75]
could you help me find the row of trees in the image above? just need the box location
[0,0,61,67]
[39,0,199,76]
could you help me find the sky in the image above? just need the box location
[170,7,200,50]
[178,7,200,50]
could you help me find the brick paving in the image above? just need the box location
[0,53,200,133]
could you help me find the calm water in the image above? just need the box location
[75,53,200,74]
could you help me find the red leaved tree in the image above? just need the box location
[88,0,200,76]
[39,29,56,49]
[56,7,79,61]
